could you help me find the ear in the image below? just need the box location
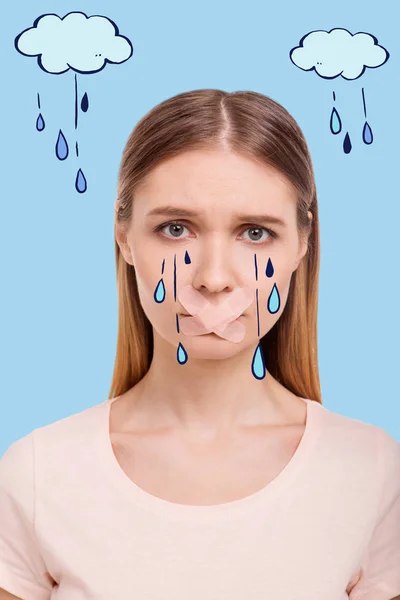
[294,211,313,270]
[114,203,135,266]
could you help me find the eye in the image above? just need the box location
[241,226,277,244]
[156,222,190,239]
[153,221,278,244]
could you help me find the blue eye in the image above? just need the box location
[153,221,278,244]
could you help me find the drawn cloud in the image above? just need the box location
[290,28,389,80]
[14,11,133,75]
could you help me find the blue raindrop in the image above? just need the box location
[184,250,191,264]
[265,257,274,277]
[362,121,373,145]
[177,342,188,365]
[330,107,342,134]
[55,129,69,160]
[251,343,266,379]
[343,132,352,154]
[267,283,280,314]
[75,169,87,194]
[36,113,45,131]
[154,278,166,303]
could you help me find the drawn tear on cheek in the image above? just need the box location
[154,258,167,303]
[266,257,274,277]
[251,254,279,379]
[252,253,265,379]
[267,283,280,314]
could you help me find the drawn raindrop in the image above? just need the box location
[75,142,79,158]
[251,342,266,379]
[267,283,280,314]
[75,169,87,194]
[81,92,89,113]
[360,87,373,146]
[330,107,342,134]
[175,313,180,334]
[184,250,191,264]
[362,121,373,145]
[265,257,274,278]
[343,132,352,154]
[36,113,45,131]
[55,129,69,160]
[161,258,165,274]
[154,278,166,303]
[177,342,188,365]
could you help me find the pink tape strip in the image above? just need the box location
[180,315,246,343]
[178,286,254,343]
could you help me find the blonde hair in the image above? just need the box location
[109,89,321,404]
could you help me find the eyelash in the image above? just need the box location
[153,220,278,245]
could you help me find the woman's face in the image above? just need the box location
[115,148,310,360]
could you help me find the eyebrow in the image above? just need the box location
[146,205,287,227]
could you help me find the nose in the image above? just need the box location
[190,236,242,294]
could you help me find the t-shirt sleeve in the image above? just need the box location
[348,426,400,600]
[0,432,54,599]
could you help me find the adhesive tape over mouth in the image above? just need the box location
[178,285,254,342]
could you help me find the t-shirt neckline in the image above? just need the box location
[99,396,323,520]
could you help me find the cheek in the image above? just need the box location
[256,258,294,319]
[133,249,294,324]
[134,255,177,320]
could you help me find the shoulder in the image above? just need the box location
[0,399,109,487]
[315,400,395,445]
[313,401,399,477]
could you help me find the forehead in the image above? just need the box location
[134,149,297,220]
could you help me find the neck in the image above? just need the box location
[130,334,292,435]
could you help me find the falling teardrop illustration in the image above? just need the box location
[81,92,89,113]
[265,258,274,278]
[55,129,69,160]
[330,107,342,134]
[184,250,191,264]
[343,132,352,154]
[154,278,166,303]
[75,169,87,194]
[177,342,188,365]
[362,121,373,145]
[267,283,280,314]
[36,113,45,131]
[251,342,266,380]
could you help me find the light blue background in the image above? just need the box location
[1,0,399,455]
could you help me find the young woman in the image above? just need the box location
[1,89,399,600]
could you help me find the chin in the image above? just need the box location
[176,334,246,360]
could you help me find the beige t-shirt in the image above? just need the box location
[0,397,399,600]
